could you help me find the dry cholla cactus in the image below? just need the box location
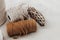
[27,7,45,26]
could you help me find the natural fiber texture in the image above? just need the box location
[27,7,45,26]
[7,19,37,37]
[7,3,29,22]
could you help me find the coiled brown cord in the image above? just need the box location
[7,19,37,37]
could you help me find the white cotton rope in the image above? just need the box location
[7,3,29,22]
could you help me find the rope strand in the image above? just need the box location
[7,19,37,37]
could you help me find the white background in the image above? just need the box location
[0,0,60,40]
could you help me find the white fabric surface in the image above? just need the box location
[0,30,3,40]
[0,0,60,40]
[0,0,6,26]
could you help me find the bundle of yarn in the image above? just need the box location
[6,3,45,39]
[7,3,45,26]
[7,3,29,22]
[27,7,45,26]
[7,19,37,37]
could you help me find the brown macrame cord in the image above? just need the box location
[7,19,37,37]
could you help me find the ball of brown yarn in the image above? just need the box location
[7,19,37,37]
